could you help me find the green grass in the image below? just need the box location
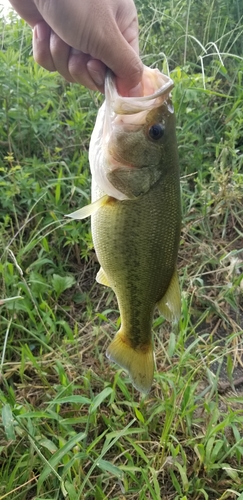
[0,1,243,499]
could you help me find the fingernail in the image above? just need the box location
[89,70,104,87]
[128,82,143,97]
[87,65,104,87]
[34,21,50,42]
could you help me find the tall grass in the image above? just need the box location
[0,1,243,499]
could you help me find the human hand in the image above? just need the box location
[8,0,143,96]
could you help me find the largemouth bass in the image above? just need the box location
[67,65,181,393]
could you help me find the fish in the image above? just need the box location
[67,65,181,393]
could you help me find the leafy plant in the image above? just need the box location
[0,2,243,499]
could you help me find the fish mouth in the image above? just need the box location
[105,66,174,115]
[103,65,174,142]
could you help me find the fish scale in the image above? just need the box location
[92,166,181,353]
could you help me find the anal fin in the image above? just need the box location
[157,268,181,322]
[96,267,111,287]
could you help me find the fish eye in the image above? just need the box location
[148,123,164,141]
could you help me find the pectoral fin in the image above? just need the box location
[65,195,109,220]
[157,268,181,322]
[96,267,111,287]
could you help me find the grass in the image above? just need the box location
[0,1,243,499]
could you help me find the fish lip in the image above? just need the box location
[105,66,174,115]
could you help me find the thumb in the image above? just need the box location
[87,52,143,97]
[97,30,143,96]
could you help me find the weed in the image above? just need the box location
[0,2,243,499]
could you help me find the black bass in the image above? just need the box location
[67,65,181,393]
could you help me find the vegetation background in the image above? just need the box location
[0,0,243,498]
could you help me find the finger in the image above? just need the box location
[102,35,143,96]
[87,58,142,97]
[33,0,143,94]
[121,18,140,55]
[68,52,102,91]
[97,5,143,95]
[90,21,143,96]
[49,31,75,83]
[8,0,42,27]
[87,59,106,90]
[33,21,102,90]
[33,21,55,72]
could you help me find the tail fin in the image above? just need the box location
[106,331,154,393]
